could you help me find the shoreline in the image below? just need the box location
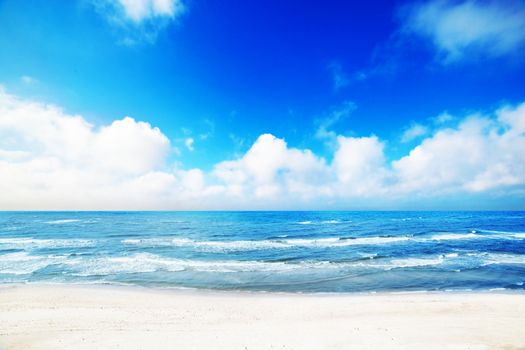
[2,281,525,297]
[1,283,525,349]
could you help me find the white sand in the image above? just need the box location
[1,285,524,350]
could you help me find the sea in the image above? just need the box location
[0,211,524,293]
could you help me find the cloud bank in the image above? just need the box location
[1,88,524,210]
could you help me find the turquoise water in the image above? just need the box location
[1,211,524,292]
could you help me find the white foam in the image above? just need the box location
[481,253,525,266]
[0,237,95,249]
[1,226,21,231]
[0,252,66,275]
[475,230,525,239]
[427,231,525,242]
[296,220,344,225]
[66,254,449,275]
[66,253,329,275]
[123,238,288,251]
[349,256,446,270]
[44,219,82,224]
[385,257,444,269]
[122,235,410,252]
[0,250,498,277]
[285,236,410,247]
[321,220,342,224]
[67,253,186,275]
[122,231,524,252]
[430,233,481,241]
[121,239,141,244]
[420,231,525,242]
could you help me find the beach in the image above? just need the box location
[1,285,524,350]
[1,212,525,349]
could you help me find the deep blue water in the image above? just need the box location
[0,211,524,293]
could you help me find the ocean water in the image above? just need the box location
[1,211,524,293]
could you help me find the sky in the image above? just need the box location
[0,0,525,210]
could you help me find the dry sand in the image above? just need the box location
[1,284,524,349]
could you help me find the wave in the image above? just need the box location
[0,252,67,275]
[2,251,524,277]
[478,230,525,238]
[2,229,520,254]
[296,220,344,225]
[0,226,22,231]
[123,230,525,252]
[0,238,95,249]
[44,219,82,224]
[0,252,317,275]
[378,257,445,269]
[428,231,525,241]
[429,233,482,240]
[69,254,308,275]
[0,252,442,276]
[286,236,410,246]
[479,253,525,266]
[123,238,286,250]
[122,235,410,251]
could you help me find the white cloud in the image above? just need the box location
[93,0,185,44]
[20,76,36,85]
[184,137,194,151]
[1,88,525,209]
[401,123,428,143]
[433,112,454,124]
[333,135,387,196]
[315,101,356,147]
[403,0,525,63]
[213,134,332,199]
[0,91,169,176]
[111,0,184,22]
[0,88,172,209]
[499,101,525,134]
[393,108,525,194]
[327,62,349,91]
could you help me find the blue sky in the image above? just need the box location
[0,0,525,209]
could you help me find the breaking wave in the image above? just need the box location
[2,251,524,277]
[121,230,525,252]
[0,238,95,249]
[122,236,410,251]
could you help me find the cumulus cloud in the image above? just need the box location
[0,92,169,176]
[393,108,525,194]
[213,134,332,199]
[1,88,525,209]
[332,135,388,196]
[0,88,172,209]
[402,0,525,63]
